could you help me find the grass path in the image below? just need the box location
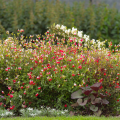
[0,116,120,120]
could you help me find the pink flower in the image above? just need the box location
[81,39,83,42]
[8,86,11,90]
[18,67,22,70]
[5,68,8,71]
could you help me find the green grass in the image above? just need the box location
[0,116,120,120]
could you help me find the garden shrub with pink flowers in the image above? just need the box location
[0,24,120,116]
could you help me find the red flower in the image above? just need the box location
[22,83,25,85]
[21,86,23,89]
[38,87,41,89]
[9,94,13,98]
[78,65,82,69]
[30,68,33,70]
[104,73,106,76]
[0,102,2,106]
[37,76,40,80]
[99,86,103,89]
[72,64,75,67]
[29,102,32,105]
[117,99,119,102]
[35,93,39,97]
[13,80,16,83]
[64,104,67,107]
[107,54,111,56]
[35,61,38,64]
[72,74,75,76]
[10,105,15,110]
[49,78,52,81]
[29,80,35,85]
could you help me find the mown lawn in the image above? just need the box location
[0,116,120,120]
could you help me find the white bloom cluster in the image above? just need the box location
[0,110,13,117]
[51,24,106,49]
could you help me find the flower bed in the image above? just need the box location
[0,24,120,117]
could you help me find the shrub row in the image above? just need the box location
[0,0,120,46]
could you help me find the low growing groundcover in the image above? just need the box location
[1,116,120,120]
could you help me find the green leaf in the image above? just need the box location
[101,99,109,105]
[71,89,83,99]
[77,98,88,106]
[71,102,79,107]
[90,105,98,112]
[94,109,102,116]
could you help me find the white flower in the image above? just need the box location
[91,39,96,44]
[65,29,71,35]
[30,113,37,116]
[1,113,4,117]
[55,24,60,29]
[74,83,77,86]
[98,41,101,48]
[27,107,33,111]
[83,34,87,39]
[64,109,68,112]
[78,31,83,37]
[71,27,77,35]
[60,25,66,31]
[61,111,65,114]
[84,43,87,47]
[40,106,44,109]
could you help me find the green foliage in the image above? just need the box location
[0,0,120,46]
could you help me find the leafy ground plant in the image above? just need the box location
[71,82,109,116]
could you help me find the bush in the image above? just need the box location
[0,24,120,116]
